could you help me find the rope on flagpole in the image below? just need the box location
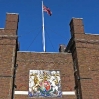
[42,0,46,52]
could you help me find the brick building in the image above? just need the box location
[0,13,99,99]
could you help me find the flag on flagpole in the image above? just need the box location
[43,5,52,16]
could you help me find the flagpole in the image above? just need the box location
[42,0,46,52]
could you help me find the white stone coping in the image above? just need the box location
[85,33,99,35]
[6,12,19,15]
[14,91,75,95]
[17,51,71,54]
[72,17,83,19]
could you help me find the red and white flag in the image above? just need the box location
[43,5,52,16]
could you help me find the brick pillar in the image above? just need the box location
[68,18,85,99]
[69,18,84,38]
[5,13,19,35]
[69,18,97,99]
[0,13,19,99]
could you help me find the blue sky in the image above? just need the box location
[0,0,99,52]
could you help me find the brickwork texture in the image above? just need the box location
[0,13,99,99]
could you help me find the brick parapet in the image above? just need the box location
[14,52,76,99]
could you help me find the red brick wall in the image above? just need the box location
[14,52,76,99]
[1,13,99,99]
[0,13,18,99]
[69,18,99,99]
[76,41,99,99]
